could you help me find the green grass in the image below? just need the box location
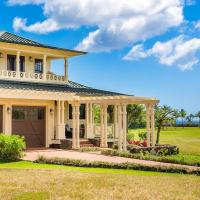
[128,127,200,164]
[0,161,162,175]
[0,161,200,200]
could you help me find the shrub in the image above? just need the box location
[0,134,25,161]
[101,149,200,167]
[36,156,200,175]
[79,147,100,152]
[138,132,147,141]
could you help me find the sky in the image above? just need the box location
[0,0,200,114]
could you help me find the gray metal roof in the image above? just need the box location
[0,79,128,97]
[0,31,86,55]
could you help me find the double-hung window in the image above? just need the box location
[35,59,43,73]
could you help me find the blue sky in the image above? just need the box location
[0,0,200,114]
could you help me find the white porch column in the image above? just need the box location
[43,55,47,80]
[103,104,108,148]
[114,105,118,139]
[100,104,104,147]
[72,102,80,149]
[64,58,68,82]
[86,103,90,138]
[89,103,94,138]
[118,105,123,151]
[150,105,155,146]
[16,51,20,77]
[3,104,12,135]
[56,101,65,140]
[76,104,80,149]
[72,104,77,149]
[146,104,151,147]
[122,104,127,151]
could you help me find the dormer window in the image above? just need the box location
[35,59,43,73]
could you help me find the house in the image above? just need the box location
[0,31,158,151]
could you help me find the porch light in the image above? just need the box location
[0,52,3,58]
[50,108,54,114]
[7,106,11,114]
[29,56,33,62]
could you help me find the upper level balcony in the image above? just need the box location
[0,50,68,84]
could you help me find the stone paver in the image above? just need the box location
[23,149,200,172]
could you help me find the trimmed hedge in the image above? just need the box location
[0,134,25,161]
[79,147,100,152]
[36,156,200,175]
[101,149,200,167]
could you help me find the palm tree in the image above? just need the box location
[195,111,200,127]
[186,114,194,126]
[180,109,187,128]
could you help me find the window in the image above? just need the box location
[20,56,25,72]
[30,108,45,120]
[12,108,27,120]
[69,104,86,120]
[7,55,25,72]
[35,59,43,73]
[80,104,86,119]
[7,55,16,71]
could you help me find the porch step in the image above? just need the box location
[80,140,94,148]
[80,144,94,148]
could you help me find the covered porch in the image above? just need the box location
[54,95,158,151]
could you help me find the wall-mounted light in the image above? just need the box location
[7,106,11,114]
[29,56,33,62]
[50,108,54,114]
[0,52,3,58]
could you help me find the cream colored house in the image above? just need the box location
[0,31,158,151]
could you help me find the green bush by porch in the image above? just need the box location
[0,134,25,161]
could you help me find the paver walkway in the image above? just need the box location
[23,149,200,172]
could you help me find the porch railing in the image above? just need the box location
[0,70,67,84]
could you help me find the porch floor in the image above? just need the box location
[23,149,199,171]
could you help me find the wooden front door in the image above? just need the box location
[0,106,3,133]
[12,106,45,148]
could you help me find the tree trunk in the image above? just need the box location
[156,126,161,144]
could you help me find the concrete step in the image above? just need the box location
[80,144,94,148]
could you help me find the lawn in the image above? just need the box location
[128,127,200,155]
[128,127,200,165]
[0,161,200,200]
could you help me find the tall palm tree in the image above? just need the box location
[196,111,200,127]
[186,114,194,126]
[180,109,187,128]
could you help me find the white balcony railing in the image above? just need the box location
[0,70,67,84]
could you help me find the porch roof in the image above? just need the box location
[0,80,158,104]
[0,79,127,97]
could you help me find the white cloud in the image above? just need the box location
[10,0,184,52]
[195,20,200,30]
[8,0,44,5]
[13,17,60,34]
[124,35,200,70]
[123,44,149,60]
